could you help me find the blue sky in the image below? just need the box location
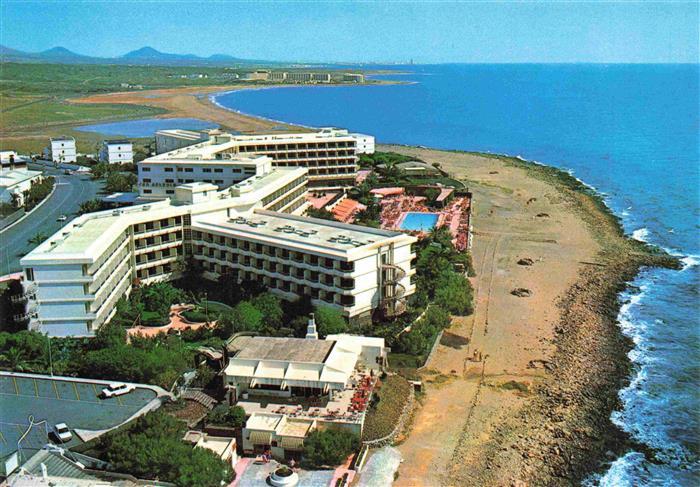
[1,1,697,63]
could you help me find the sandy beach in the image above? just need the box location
[72,85,301,133]
[32,84,680,484]
[379,146,677,486]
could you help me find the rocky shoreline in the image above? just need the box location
[463,154,679,486]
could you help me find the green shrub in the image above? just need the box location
[206,405,246,428]
[362,375,412,441]
[303,429,359,467]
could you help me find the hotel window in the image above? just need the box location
[185,168,193,173]
[203,168,212,173]
[164,167,174,172]
[25,268,34,281]
[142,167,151,172]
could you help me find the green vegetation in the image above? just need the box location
[22,176,54,210]
[94,411,233,487]
[358,151,416,168]
[104,171,137,192]
[27,232,48,246]
[1,63,249,97]
[362,375,412,442]
[206,404,246,428]
[110,282,188,327]
[77,198,109,215]
[306,206,337,221]
[0,280,29,332]
[313,306,348,336]
[302,429,360,467]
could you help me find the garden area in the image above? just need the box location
[75,411,233,487]
[361,375,413,442]
[369,227,475,370]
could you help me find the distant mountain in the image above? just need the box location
[0,44,282,66]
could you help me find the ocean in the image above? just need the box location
[213,64,700,485]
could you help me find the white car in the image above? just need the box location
[56,215,67,222]
[52,423,72,443]
[101,382,135,398]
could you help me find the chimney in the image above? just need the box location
[305,313,318,340]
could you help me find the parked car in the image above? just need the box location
[100,382,135,398]
[52,423,72,443]
[56,215,67,222]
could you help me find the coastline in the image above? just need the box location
[59,85,681,483]
[372,146,678,486]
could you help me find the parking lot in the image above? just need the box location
[0,373,160,458]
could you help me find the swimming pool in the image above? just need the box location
[400,212,439,231]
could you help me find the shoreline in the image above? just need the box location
[18,81,683,483]
[374,145,678,485]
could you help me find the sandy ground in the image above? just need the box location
[72,85,300,133]
[379,146,600,486]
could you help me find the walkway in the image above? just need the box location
[126,304,213,338]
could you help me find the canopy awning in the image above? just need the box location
[279,436,304,451]
[249,430,272,446]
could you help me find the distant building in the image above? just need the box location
[45,137,77,163]
[152,127,366,189]
[99,140,133,165]
[246,70,270,81]
[155,129,211,154]
[350,133,375,154]
[342,73,365,83]
[269,71,287,82]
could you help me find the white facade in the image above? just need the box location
[350,133,375,154]
[0,169,43,206]
[139,153,275,200]
[152,128,363,189]
[155,129,209,154]
[21,165,416,337]
[46,137,77,163]
[99,140,133,164]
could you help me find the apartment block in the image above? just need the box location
[45,137,77,163]
[21,167,415,337]
[99,139,133,164]
[150,128,373,189]
[155,129,210,154]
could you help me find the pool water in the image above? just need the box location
[400,212,439,231]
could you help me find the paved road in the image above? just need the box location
[0,163,102,275]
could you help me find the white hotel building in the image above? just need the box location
[99,139,133,165]
[20,139,415,337]
[153,128,374,189]
[45,137,77,164]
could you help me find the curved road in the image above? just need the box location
[0,163,102,275]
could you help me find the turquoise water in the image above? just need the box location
[215,64,700,485]
[400,212,439,231]
[75,117,218,137]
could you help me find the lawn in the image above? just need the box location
[1,99,163,130]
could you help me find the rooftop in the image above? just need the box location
[228,336,335,364]
[246,412,282,431]
[104,139,131,145]
[194,208,408,257]
[50,136,75,142]
[0,169,42,187]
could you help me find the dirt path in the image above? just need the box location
[381,146,600,486]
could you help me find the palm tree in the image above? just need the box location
[0,347,30,371]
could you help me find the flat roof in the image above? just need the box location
[229,336,335,364]
[246,413,282,431]
[50,136,74,142]
[47,214,121,254]
[104,139,131,145]
[279,419,312,437]
[0,169,42,187]
[194,208,406,255]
